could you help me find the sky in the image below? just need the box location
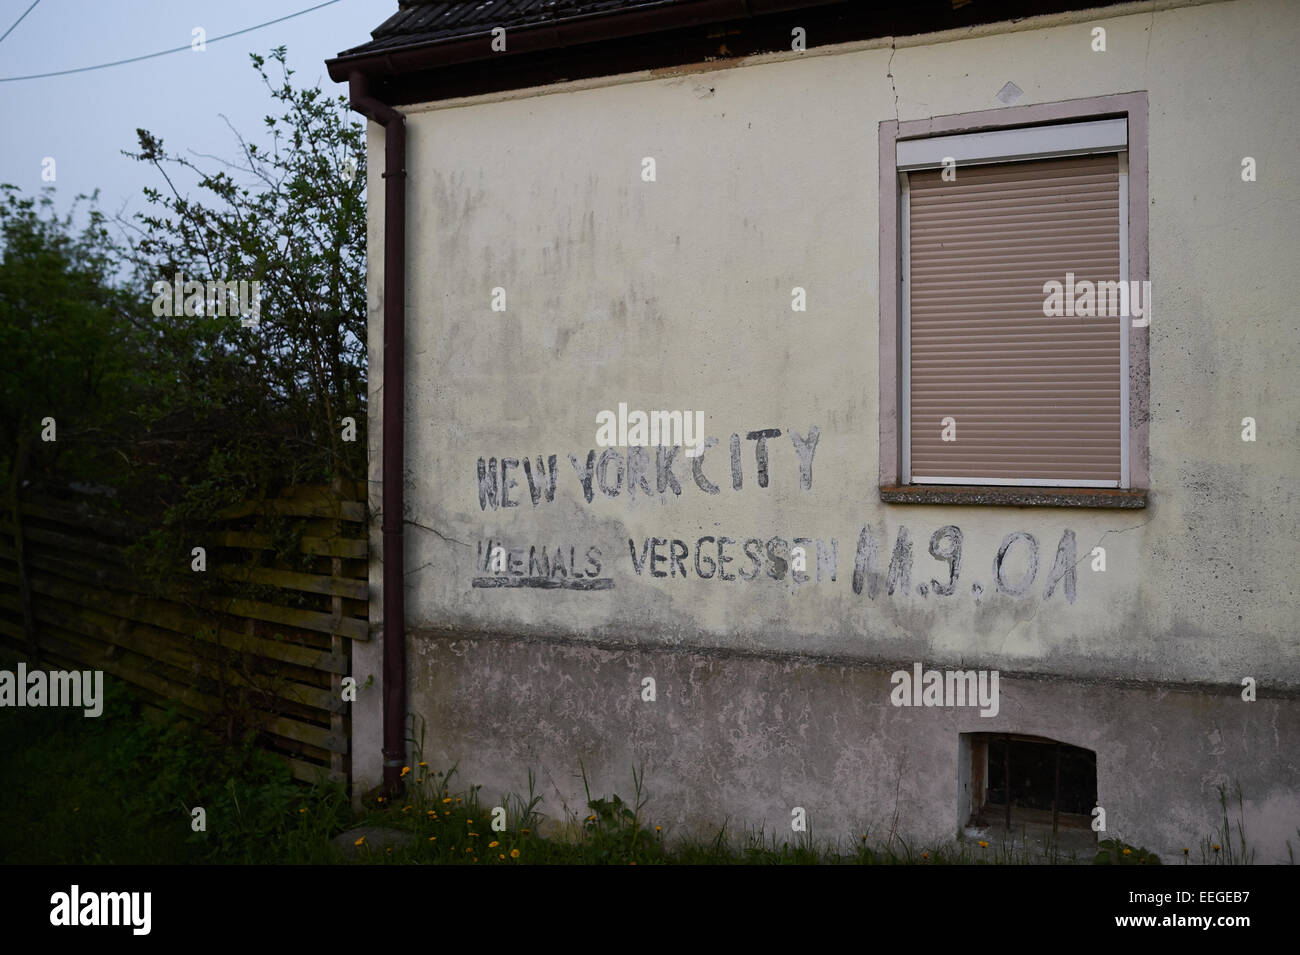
[0,0,387,224]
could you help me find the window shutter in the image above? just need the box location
[906,153,1123,485]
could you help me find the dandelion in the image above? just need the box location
[455,797,462,803]
[499,854,505,860]
[429,836,437,841]
[1213,844,1221,852]
[386,847,393,854]
[427,810,437,817]
[467,819,473,824]
[444,811,450,816]
[587,814,597,822]
[978,840,989,849]
[402,805,412,813]
[469,832,480,838]
[655,826,662,833]
[400,766,411,777]
[629,861,636,866]
[1123,848,1132,856]
[465,847,472,853]
[419,762,428,767]
[354,836,366,847]
[922,851,929,859]
[510,849,520,859]
[299,808,308,814]
[442,798,452,804]
[489,841,499,848]
[377,796,384,803]
[1183,848,1190,855]
[861,834,867,842]
[521,828,530,835]
[473,857,478,862]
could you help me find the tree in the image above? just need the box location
[122,46,367,492]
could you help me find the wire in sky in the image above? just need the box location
[0,0,41,45]
[0,0,341,82]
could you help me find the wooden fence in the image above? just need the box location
[0,482,368,786]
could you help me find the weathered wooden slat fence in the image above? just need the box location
[0,482,367,786]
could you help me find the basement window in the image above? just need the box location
[963,733,1096,836]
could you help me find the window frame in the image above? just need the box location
[879,92,1149,508]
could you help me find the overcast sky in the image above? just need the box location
[0,0,385,224]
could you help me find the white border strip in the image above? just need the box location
[896,118,1127,171]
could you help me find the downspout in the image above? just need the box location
[348,70,407,797]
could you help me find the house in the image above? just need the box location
[326,0,1299,859]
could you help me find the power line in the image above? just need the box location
[0,0,342,82]
[0,0,41,45]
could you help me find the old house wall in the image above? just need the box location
[357,0,1300,858]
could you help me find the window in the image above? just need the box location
[879,94,1149,507]
[961,733,1097,839]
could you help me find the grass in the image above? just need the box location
[0,673,1261,866]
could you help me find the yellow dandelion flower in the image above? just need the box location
[1183,848,1190,855]
[465,847,472,853]
[402,805,412,813]
[1123,848,1132,855]
[489,841,499,848]
[1213,844,1221,851]
[510,848,520,858]
[922,851,929,859]
[354,836,366,846]
[429,836,437,841]
[386,847,392,854]
[467,819,473,824]
[377,796,384,803]
[468,832,479,838]
[442,798,452,804]
[655,826,662,832]
[978,840,989,848]
[444,811,450,816]
[473,857,478,862]
[521,828,530,835]
[629,861,636,866]
[299,808,308,814]
[455,797,462,803]
[427,810,436,816]
[587,814,596,822]
[499,854,505,860]
[400,766,410,777]
[418,761,428,767]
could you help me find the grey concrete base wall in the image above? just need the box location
[403,629,1300,863]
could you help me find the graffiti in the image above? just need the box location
[475,425,821,510]
[471,538,613,590]
[852,526,1077,603]
[627,536,838,582]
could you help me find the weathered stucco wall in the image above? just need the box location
[358,0,1299,859]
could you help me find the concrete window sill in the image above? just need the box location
[879,485,1148,509]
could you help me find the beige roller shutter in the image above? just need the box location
[907,153,1122,485]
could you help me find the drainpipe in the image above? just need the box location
[348,71,407,797]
